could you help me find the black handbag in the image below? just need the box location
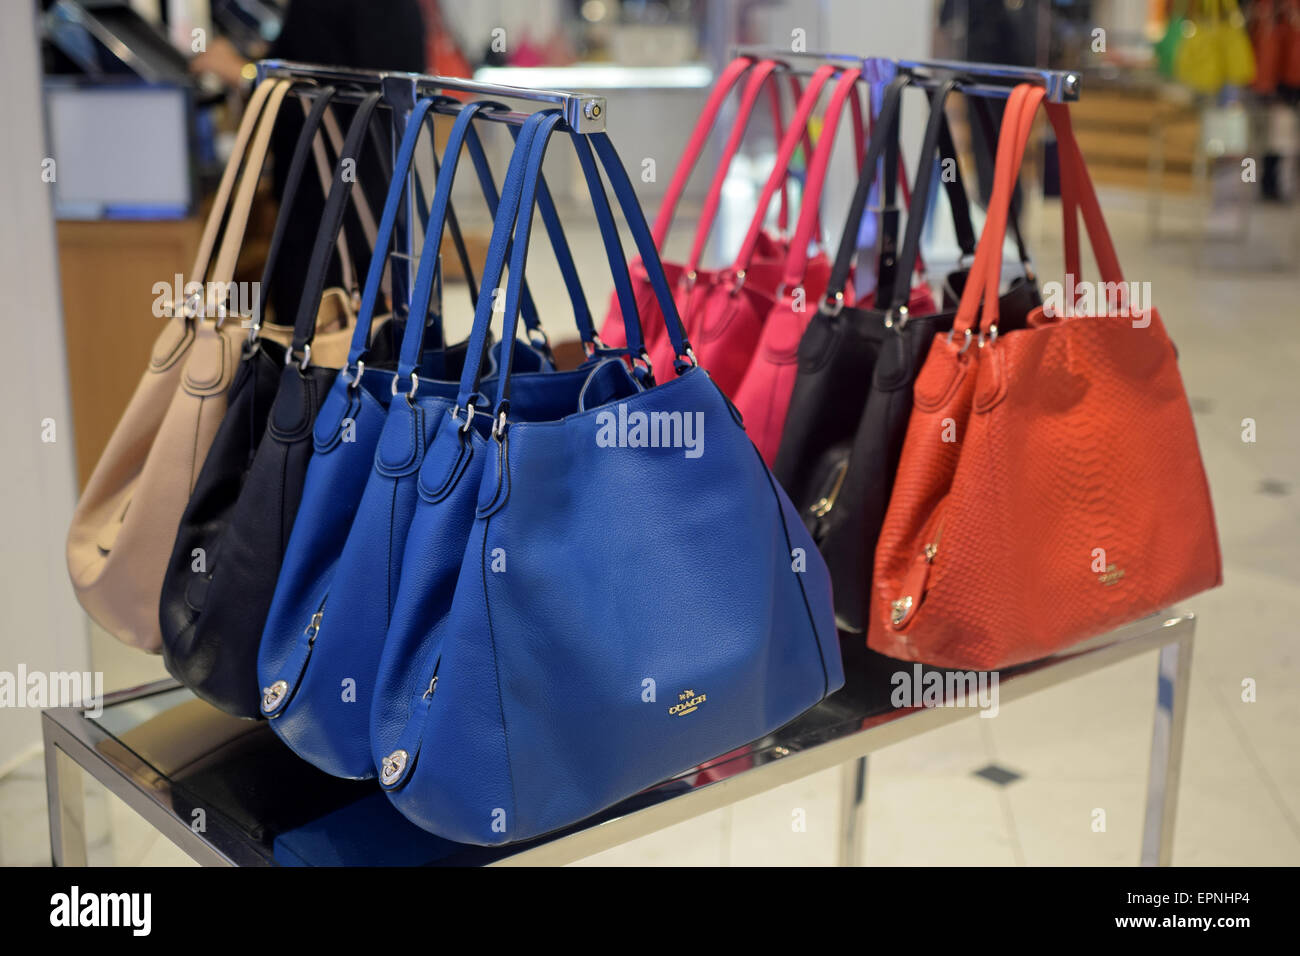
[773,76,1041,632]
[159,91,389,716]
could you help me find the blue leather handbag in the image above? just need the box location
[369,111,655,780]
[373,110,843,845]
[259,100,607,776]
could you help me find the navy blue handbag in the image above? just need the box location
[259,100,604,776]
[373,110,842,845]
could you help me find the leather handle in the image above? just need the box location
[960,86,1123,337]
[969,95,1033,271]
[780,67,865,287]
[290,91,384,351]
[482,116,692,412]
[458,110,654,409]
[732,64,838,276]
[189,78,281,284]
[685,59,781,274]
[205,79,294,306]
[824,75,909,306]
[882,77,962,313]
[257,86,340,332]
[650,56,756,248]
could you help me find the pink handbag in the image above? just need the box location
[598,57,810,366]
[675,63,849,395]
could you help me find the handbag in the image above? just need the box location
[642,58,821,378]
[67,78,296,651]
[773,78,1042,632]
[868,83,1221,669]
[731,66,875,463]
[672,63,848,396]
[598,56,810,363]
[259,100,606,775]
[372,109,842,845]
[159,92,386,715]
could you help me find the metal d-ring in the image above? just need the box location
[491,407,508,441]
[285,342,312,370]
[681,269,698,293]
[347,360,365,390]
[884,305,910,331]
[390,370,418,402]
[455,402,476,434]
[947,327,974,355]
[824,290,845,317]
[730,269,747,296]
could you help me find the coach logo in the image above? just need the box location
[261,680,288,714]
[668,689,707,717]
[381,749,409,786]
[1098,563,1126,586]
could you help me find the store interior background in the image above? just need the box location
[0,0,1297,865]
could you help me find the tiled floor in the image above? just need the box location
[3,189,1297,867]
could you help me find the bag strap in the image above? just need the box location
[349,97,452,373]
[969,95,1034,275]
[951,83,1032,339]
[204,79,295,312]
[880,77,962,314]
[957,85,1123,338]
[728,64,839,285]
[188,78,281,286]
[471,115,693,415]
[306,102,361,298]
[779,67,865,289]
[252,86,341,342]
[822,75,909,312]
[684,58,786,279]
[289,91,384,358]
[651,56,755,249]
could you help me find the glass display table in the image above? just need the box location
[43,611,1195,866]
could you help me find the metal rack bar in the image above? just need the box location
[730,46,1082,102]
[253,59,606,313]
[256,59,607,132]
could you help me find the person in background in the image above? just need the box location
[192,0,427,325]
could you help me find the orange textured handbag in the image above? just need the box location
[868,83,1222,670]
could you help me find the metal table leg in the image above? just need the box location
[837,755,869,866]
[44,742,88,867]
[1140,627,1195,866]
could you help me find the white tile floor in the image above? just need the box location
[3,190,1297,866]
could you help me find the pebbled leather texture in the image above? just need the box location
[261,99,570,776]
[68,317,236,651]
[867,86,1221,668]
[376,118,842,845]
[382,367,842,845]
[161,357,337,716]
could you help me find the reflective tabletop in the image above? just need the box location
[43,611,1196,866]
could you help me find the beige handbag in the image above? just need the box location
[66,79,374,650]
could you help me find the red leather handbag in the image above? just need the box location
[868,83,1222,670]
[681,63,849,396]
[641,58,814,377]
[598,56,808,364]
